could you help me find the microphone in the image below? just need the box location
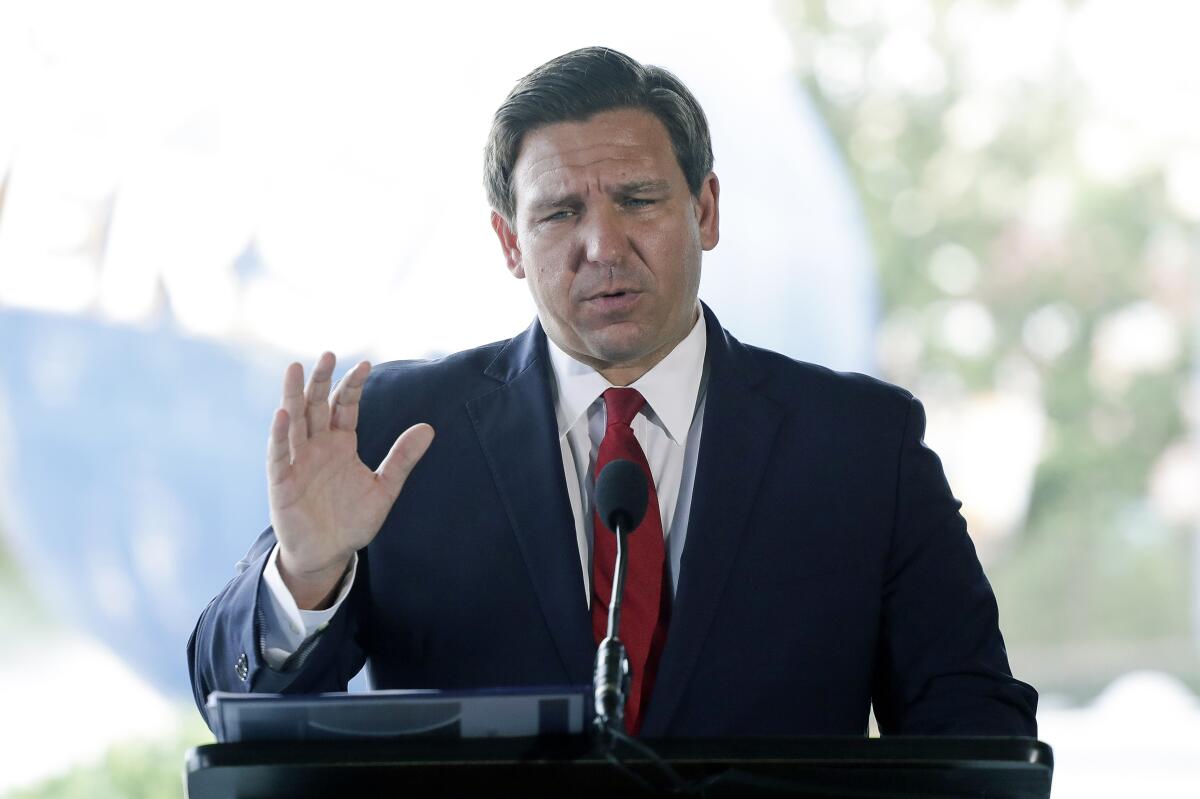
[595,459,649,535]
[592,459,649,735]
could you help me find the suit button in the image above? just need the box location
[235,652,249,681]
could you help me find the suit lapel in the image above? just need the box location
[641,306,784,736]
[465,321,595,685]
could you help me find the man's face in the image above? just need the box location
[492,108,719,385]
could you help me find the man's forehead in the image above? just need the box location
[513,109,681,201]
[519,144,655,178]
[520,152,665,195]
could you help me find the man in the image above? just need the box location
[188,47,1037,738]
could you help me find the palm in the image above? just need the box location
[271,425,388,556]
[266,354,433,591]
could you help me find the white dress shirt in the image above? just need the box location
[259,312,708,669]
[549,312,707,602]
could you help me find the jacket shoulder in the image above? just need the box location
[359,338,512,405]
[740,343,914,421]
[346,337,517,467]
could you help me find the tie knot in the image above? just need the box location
[602,387,646,428]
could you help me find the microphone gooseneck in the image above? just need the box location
[592,459,649,735]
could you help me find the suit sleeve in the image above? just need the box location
[260,545,359,668]
[871,397,1038,736]
[186,525,369,731]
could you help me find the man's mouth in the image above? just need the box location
[586,288,638,301]
[583,289,641,312]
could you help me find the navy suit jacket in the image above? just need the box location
[188,305,1037,737]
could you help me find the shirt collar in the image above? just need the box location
[547,310,708,445]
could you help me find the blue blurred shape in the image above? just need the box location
[0,309,292,696]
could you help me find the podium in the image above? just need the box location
[185,735,1053,798]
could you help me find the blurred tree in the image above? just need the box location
[779,0,1198,697]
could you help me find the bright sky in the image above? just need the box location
[0,0,876,371]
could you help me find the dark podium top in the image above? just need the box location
[185,735,1053,798]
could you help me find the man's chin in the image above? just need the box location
[581,326,653,364]
[581,331,691,381]
[547,317,683,375]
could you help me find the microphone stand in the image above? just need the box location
[593,519,632,737]
[592,522,688,795]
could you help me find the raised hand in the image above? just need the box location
[267,352,434,609]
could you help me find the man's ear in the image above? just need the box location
[695,172,720,251]
[491,211,524,278]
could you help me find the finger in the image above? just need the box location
[305,351,336,434]
[375,423,435,499]
[330,360,372,432]
[267,408,292,485]
[281,361,308,456]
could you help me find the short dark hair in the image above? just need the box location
[484,46,714,224]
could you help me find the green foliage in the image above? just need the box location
[4,714,212,799]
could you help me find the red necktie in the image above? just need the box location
[591,387,670,735]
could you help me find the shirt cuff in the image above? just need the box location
[259,543,358,669]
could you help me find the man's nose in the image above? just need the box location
[581,207,629,267]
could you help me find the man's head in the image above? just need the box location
[486,47,720,385]
[485,47,714,226]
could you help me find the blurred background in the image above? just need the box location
[0,0,1197,796]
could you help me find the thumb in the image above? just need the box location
[376,423,435,499]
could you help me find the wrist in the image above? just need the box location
[276,547,352,610]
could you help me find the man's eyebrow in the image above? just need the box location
[529,192,581,211]
[528,181,673,211]
[615,180,672,195]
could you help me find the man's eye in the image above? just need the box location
[544,210,574,222]
[624,198,654,208]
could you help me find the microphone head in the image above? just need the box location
[595,459,649,535]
